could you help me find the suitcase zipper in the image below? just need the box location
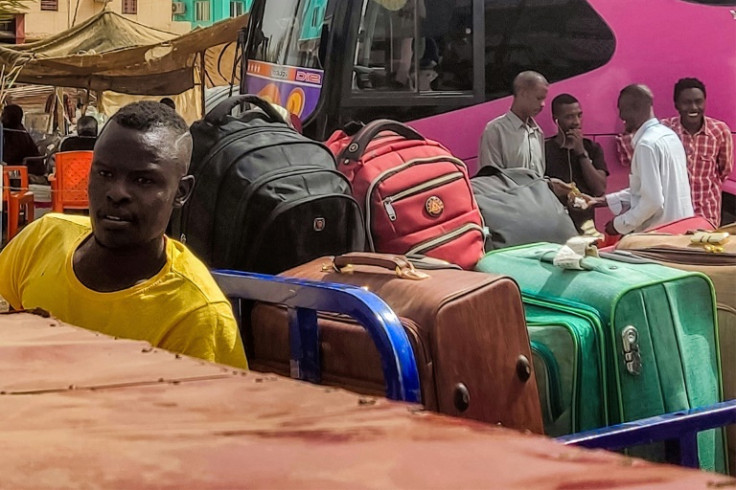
[382,172,464,221]
[364,156,470,250]
[406,223,484,256]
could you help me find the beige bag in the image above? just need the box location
[616,224,736,472]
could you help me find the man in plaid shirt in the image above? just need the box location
[661,78,733,227]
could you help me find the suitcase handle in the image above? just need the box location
[205,94,286,126]
[338,119,425,163]
[333,253,429,280]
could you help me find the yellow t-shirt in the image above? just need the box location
[0,214,247,370]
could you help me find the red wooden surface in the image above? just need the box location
[0,312,733,489]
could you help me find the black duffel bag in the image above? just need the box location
[471,166,578,250]
[170,94,364,274]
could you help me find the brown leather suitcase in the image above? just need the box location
[250,252,544,434]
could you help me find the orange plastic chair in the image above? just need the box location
[49,151,93,213]
[2,165,35,241]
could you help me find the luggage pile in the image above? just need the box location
[178,97,732,473]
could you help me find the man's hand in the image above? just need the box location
[574,193,607,209]
[604,219,619,236]
[566,128,586,155]
[547,177,574,201]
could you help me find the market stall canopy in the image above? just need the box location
[0,10,248,95]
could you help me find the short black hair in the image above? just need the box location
[551,93,579,117]
[110,101,188,135]
[673,77,706,103]
[159,97,176,110]
[77,116,98,137]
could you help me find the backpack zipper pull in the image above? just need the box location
[383,198,397,221]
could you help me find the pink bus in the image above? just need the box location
[242,0,736,222]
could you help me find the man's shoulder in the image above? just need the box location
[705,116,732,135]
[19,213,90,240]
[484,112,511,130]
[641,121,678,142]
[166,239,228,303]
[660,116,678,127]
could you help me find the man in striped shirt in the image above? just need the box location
[661,78,733,227]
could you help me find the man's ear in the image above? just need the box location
[173,175,195,208]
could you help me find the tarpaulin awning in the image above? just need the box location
[0,10,247,95]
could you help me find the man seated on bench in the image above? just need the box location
[0,101,248,370]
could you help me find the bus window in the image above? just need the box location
[484,0,614,100]
[251,0,326,69]
[353,0,474,93]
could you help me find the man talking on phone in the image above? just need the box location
[544,93,608,234]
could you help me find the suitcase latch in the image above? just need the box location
[621,325,641,376]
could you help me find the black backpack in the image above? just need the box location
[171,95,364,274]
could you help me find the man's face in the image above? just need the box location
[555,102,583,133]
[618,95,639,133]
[519,82,549,118]
[88,121,191,249]
[675,87,706,128]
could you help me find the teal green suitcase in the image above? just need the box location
[477,242,725,472]
[527,304,606,437]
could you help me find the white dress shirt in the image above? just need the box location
[478,110,545,177]
[606,118,693,234]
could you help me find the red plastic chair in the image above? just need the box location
[49,151,93,213]
[2,165,35,240]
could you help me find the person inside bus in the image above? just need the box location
[582,84,693,235]
[478,71,548,177]
[0,101,248,370]
[660,77,733,227]
[544,94,608,235]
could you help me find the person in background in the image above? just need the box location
[479,71,548,176]
[160,97,176,112]
[584,84,693,234]
[1,104,42,170]
[59,116,98,152]
[47,116,99,174]
[544,94,608,235]
[661,77,733,227]
[0,101,247,369]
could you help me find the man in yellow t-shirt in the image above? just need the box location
[0,101,247,370]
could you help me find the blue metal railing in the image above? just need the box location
[212,269,422,404]
[559,400,736,468]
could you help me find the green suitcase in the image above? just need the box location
[477,242,725,472]
[527,303,606,437]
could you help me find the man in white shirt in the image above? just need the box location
[478,71,548,177]
[586,84,693,234]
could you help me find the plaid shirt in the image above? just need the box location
[661,116,734,226]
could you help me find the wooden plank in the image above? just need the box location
[0,312,732,489]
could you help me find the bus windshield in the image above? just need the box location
[245,0,327,121]
[250,0,327,69]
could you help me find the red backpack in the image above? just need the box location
[326,120,485,270]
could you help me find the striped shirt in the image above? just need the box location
[660,116,733,226]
